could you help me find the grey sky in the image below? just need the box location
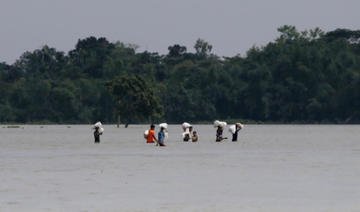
[1,0,359,64]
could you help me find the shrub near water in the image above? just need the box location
[7,126,20,128]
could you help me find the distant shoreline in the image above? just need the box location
[1,120,359,126]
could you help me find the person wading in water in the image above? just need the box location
[157,126,166,146]
[147,124,158,145]
[94,126,103,143]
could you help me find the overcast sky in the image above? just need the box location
[0,0,359,64]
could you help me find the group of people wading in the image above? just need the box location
[145,124,167,146]
[182,122,198,142]
[93,121,243,146]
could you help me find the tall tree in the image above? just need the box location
[194,38,213,57]
[105,74,163,127]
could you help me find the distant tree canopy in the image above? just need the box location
[1,26,360,124]
[105,74,163,127]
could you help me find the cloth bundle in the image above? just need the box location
[229,123,244,134]
[93,121,104,133]
[213,120,227,128]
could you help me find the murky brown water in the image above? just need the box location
[1,125,359,211]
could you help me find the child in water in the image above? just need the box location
[157,127,166,146]
[192,131,198,142]
[94,126,103,143]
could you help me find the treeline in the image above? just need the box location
[1,25,360,124]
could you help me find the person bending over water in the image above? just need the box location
[94,126,103,143]
[232,123,243,142]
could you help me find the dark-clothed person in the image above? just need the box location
[94,127,102,143]
[232,123,243,142]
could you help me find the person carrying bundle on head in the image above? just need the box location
[214,120,227,142]
[182,122,192,142]
[93,122,104,143]
[158,126,166,146]
[94,126,102,143]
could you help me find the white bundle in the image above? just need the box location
[237,123,244,129]
[93,121,104,133]
[182,122,191,130]
[159,123,169,139]
[214,120,227,128]
[229,123,244,134]
[144,130,149,139]
[93,121,102,128]
[229,125,236,134]
[159,123,168,130]
[220,122,227,128]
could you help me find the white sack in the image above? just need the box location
[144,130,149,139]
[93,121,102,128]
[182,122,192,130]
[220,121,227,128]
[236,123,244,130]
[214,120,227,128]
[229,125,236,134]
[159,123,168,129]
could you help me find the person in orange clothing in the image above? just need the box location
[147,124,158,145]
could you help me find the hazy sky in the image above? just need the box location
[1,0,359,64]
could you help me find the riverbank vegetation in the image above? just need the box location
[1,25,359,124]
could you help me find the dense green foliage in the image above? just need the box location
[105,74,163,126]
[1,26,360,124]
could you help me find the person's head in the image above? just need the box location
[189,126,193,132]
[150,124,155,130]
[236,123,242,130]
[95,126,99,130]
[160,127,165,131]
[193,131,197,136]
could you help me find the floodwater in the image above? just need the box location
[0,124,359,211]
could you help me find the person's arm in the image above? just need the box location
[153,132,159,145]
